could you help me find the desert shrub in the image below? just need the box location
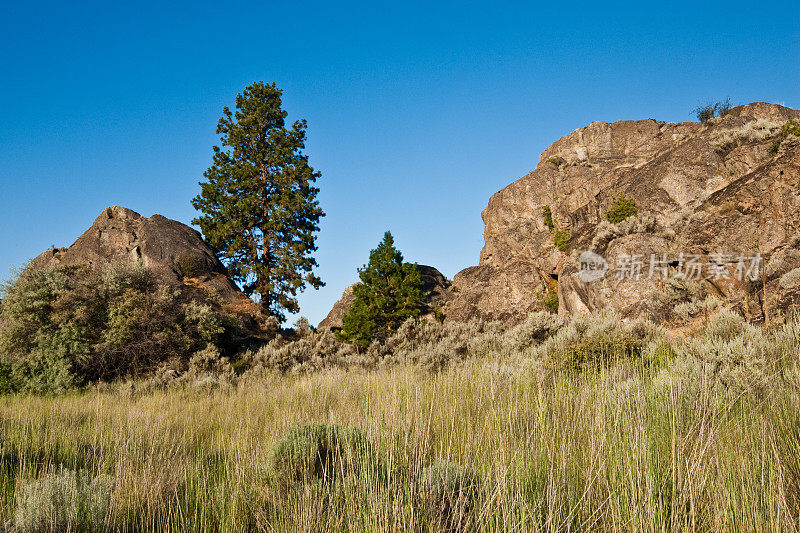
[780,268,800,290]
[552,228,570,251]
[270,424,375,486]
[176,252,206,278]
[605,193,638,224]
[245,315,564,376]
[175,344,236,390]
[183,301,227,344]
[292,316,313,335]
[0,262,243,391]
[710,119,783,152]
[694,99,731,123]
[507,311,564,350]
[542,205,554,230]
[539,286,559,313]
[538,314,657,371]
[547,156,565,168]
[591,214,657,253]
[417,460,480,533]
[643,338,677,370]
[784,119,800,137]
[768,119,800,154]
[649,276,717,323]
[665,312,800,396]
[563,331,643,370]
[0,265,92,392]
[379,319,515,372]
[248,328,360,375]
[13,468,113,533]
[672,296,720,321]
[703,309,747,341]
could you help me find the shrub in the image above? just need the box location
[694,99,731,123]
[508,311,564,350]
[564,331,644,370]
[270,424,375,485]
[176,252,206,278]
[649,276,713,323]
[417,460,480,533]
[674,313,781,395]
[13,468,113,533]
[186,344,233,377]
[605,193,638,224]
[0,262,242,391]
[696,105,716,124]
[703,309,746,342]
[552,228,570,251]
[709,119,783,152]
[541,286,559,313]
[539,314,656,371]
[547,156,565,168]
[767,119,800,155]
[591,214,658,253]
[542,205,554,230]
[780,268,800,290]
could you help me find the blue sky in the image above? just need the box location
[1,0,798,325]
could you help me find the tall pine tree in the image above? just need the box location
[192,82,324,322]
[339,232,424,347]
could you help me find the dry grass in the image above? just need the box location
[1,315,799,531]
[709,119,783,152]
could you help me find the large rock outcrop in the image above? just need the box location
[318,265,453,329]
[446,103,800,323]
[28,206,270,335]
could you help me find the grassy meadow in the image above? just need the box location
[1,311,799,531]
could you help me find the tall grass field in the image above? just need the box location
[1,310,799,531]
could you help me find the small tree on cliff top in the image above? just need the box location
[339,232,424,347]
[192,82,324,322]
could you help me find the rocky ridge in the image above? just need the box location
[444,102,800,323]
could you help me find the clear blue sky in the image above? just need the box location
[1,0,798,325]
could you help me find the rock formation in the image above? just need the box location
[27,206,271,335]
[445,102,800,323]
[318,265,453,329]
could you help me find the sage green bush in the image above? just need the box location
[0,262,241,392]
[418,460,480,532]
[13,468,114,533]
[270,424,375,486]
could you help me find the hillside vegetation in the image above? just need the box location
[1,311,799,531]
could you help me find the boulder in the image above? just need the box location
[27,206,271,336]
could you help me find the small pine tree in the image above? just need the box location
[606,193,638,224]
[339,232,424,347]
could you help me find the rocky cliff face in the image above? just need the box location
[28,206,270,335]
[446,103,800,323]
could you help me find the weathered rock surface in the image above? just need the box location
[28,206,270,335]
[318,265,453,329]
[446,103,800,323]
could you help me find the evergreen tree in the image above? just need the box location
[192,82,324,322]
[339,232,424,347]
